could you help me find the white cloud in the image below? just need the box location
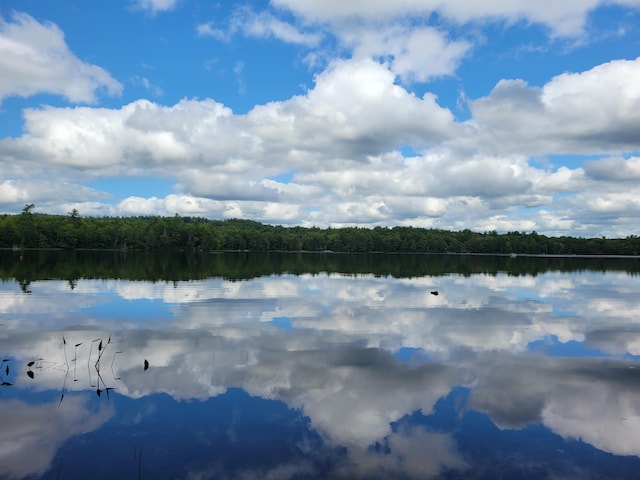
[117,194,221,217]
[562,191,640,229]
[235,7,322,46]
[133,0,179,14]
[0,398,113,478]
[467,57,640,155]
[250,58,455,157]
[583,156,640,182]
[386,27,470,82]
[197,6,322,46]
[0,12,122,104]
[358,425,467,477]
[195,22,227,41]
[470,354,640,457]
[272,0,636,36]
[0,178,108,214]
[4,98,234,171]
[131,75,164,97]
[336,23,470,82]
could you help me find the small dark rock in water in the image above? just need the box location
[430,291,439,296]
[144,359,149,371]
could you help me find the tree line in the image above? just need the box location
[1,205,639,255]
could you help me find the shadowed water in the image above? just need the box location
[1,251,639,479]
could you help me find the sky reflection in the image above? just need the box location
[1,266,640,478]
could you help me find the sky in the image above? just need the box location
[1,0,640,237]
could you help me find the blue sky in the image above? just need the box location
[1,0,640,237]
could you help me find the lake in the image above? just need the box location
[1,251,640,479]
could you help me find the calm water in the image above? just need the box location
[1,251,640,479]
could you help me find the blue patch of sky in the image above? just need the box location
[501,203,546,217]
[393,346,429,364]
[584,4,640,61]
[552,306,577,317]
[271,316,292,329]
[532,153,602,171]
[229,40,313,112]
[0,99,26,138]
[270,170,296,184]
[184,0,317,114]
[398,145,421,157]
[88,177,176,203]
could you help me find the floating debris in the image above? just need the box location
[144,359,149,371]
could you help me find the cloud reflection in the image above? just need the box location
[1,269,640,477]
[0,397,113,479]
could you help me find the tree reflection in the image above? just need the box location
[1,251,640,289]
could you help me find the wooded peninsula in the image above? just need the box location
[2,205,639,255]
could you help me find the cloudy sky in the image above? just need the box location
[1,0,640,236]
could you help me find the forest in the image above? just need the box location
[1,204,639,256]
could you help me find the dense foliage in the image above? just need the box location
[1,207,640,255]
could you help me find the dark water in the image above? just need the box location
[1,251,640,479]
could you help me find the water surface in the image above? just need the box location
[1,251,639,479]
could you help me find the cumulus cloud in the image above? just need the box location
[583,156,640,181]
[249,58,455,158]
[332,22,470,82]
[0,178,107,211]
[467,57,640,155]
[0,12,122,104]
[4,98,233,171]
